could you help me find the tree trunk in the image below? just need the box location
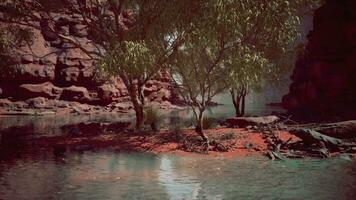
[230,89,242,117]
[128,86,144,130]
[241,93,246,116]
[133,100,144,130]
[195,109,209,145]
[137,81,145,106]
[120,77,146,131]
[233,96,242,117]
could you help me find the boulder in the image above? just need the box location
[0,99,13,107]
[18,82,62,99]
[144,85,158,96]
[71,103,91,113]
[98,84,120,104]
[60,86,91,102]
[226,116,280,128]
[111,102,133,111]
[57,52,80,67]
[2,64,55,84]
[156,89,171,102]
[26,97,49,109]
[60,67,80,83]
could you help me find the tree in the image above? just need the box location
[0,3,34,79]
[224,47,271,117]
[171,0,249,145]
[222,0,320,117]
[170,33,226,146]
[171,0,318,143]
[0,0,198,130]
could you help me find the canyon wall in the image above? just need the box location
[0,6,175,112]
[283,0,356,119]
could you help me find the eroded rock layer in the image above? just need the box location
[0,4,175,112]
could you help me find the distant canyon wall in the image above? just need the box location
[283,0,356,119]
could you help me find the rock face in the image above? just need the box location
[0,5,176,111]
[283,0,356,118]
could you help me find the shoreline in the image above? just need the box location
[1,126,355,159]
[5,126,335,159]
[1,109,355,160]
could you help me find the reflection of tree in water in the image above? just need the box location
[158,156,201,199]
[119,153,170,199]
[0,113,132,137]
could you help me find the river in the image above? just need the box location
[0,150,355,199]
[1,88,356,199]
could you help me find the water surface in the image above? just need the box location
[2,87,353,200]
[0,150,355,199]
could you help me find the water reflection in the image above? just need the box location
[1,149,356,199]
[0,91,285,136]
[159,156,201,199]
[0,113,133,137]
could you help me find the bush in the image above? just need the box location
[144,106,164,132]
[219,132,236,141]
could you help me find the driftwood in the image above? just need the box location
[267,150,287,160]
[290,129,345,148]
[288,120,356,139]
[313,120,356,139]
[226,115,280,128]
[261,120,356,160]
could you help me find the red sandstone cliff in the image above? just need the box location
[283,0,356,119]
[0,5,176,112]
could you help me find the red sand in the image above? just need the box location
[27,128,300,158]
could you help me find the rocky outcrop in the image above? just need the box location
[0,5,176,111]
[283,0,356,119]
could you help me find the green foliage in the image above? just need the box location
[0,32,11,54]
[144,106,164,131]
[0,26,33,55]
[218,0,320,98]
[97,40,156,81]
[0,0,323,130]
[170,0,313,133]
[224,46,271,92]
[0,21,33,78]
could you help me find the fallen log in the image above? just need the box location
[313,120,356,139]
[267,150,287,160]
[288,120,356,139]
[290,129,356,149]
[226,115,280,128]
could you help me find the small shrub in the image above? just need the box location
[144,106,164,132]
[219,132,236,141]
